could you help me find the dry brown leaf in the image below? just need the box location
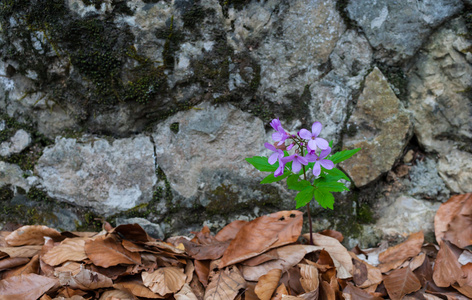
[435,193,472,248]
[58,266,113,290]
[0,256,30,271]
[342,282,383,300]
[413,255,433,288]
[204,266,246,300]
[255,268,282,300]
[302,233,353,279]
[175,283,199,300]
[0,273,58,300]
[241,248,280,267]
[319,280,335,300]
[409,253,426,271]
[142,267,187,296]
[318,229,344,243]
[220,211,303,268]
[297,289,319,300]
[99,289,136,300]
[5,225,62,246]
[185,259,195,283]
[383,266,422,300]
[0,245,42,257]
[433,240,465,287]
[298,264,319,293]
[243,282,259,300]
[350,252,382,288]
[241,245,322,281]
[114,279,164,299]
[215,220,248,242]
[2,254,39,278]
[111,223,153,243]
[378,231,424,264]
[42,238,87,266]
[194,259,210,287]
[180,238,230,260]
[377,258,407,273]
[85,234,141,268]
[54,262,82,276]
[271,284,288,300]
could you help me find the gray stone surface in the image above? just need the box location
[347,0,463,63]
[0,129,31,157]
[35,135,157,215]
[405,158,450,202]
[340,67,411,187]
[0,161,37,191]
[407,17,472,193]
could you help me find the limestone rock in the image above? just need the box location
[340,67,411,187]
[375,195,441,237]
[408,17,472,193]
[347,0,463,63]
[0,129,32,157]
[0,161,37,191]
[35,135,157,215]
[405,158,450,202]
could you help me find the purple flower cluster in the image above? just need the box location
[265,119,334,177]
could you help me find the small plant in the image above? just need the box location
[246,119,360,244]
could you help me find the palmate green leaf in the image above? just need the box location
[245,156,278,172]
[329,148,361,164]
[321,168,350,181]
[295,186,315,209]
[315,181,349,192]
[260,172,290,184]
[287,174,311,191]
[314,189,335,209]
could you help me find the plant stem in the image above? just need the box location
[306,202,314,245]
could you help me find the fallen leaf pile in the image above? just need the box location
[0,193,471,300]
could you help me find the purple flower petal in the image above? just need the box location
[268,152,279,165]
[299,128,312,140]
[264,142,276,151]
[270,119,281,131]
[297,155,308,165]
[320,159,334,170]
[272,132,284,142]
[316,138,329,150]
[308,139,317,151]
[312,122,322,137]
[319,147,332,159]
[305,153,317,163]
[292,159,302,173]
[281,154,295,164]
[312,161,321,177]
[274,164,284,177]
[286,143,294,151]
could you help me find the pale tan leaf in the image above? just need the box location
[298,264,319,293]
[241,249,280,267]
[271,284,288,300]
[142,267,187,296]
[220,211,303,268]
[204,266,247,300]
[255,269,282,300]
[409,253,426,271]
[57,265,113,290]
[185,259,195,284]
[378,231,424,264]
[99,289,136,300]
[215,220,248,242]
[114,279,164,299]
[383,266,422,300]
[297,289,319,300]
[243,282,259,300]
[377,258,407,273]
[350,252,383,288]
[5,225,62,246]
[2,254,39,278]
[435,193,472,247]
[433,240,465,287]
[42,238,87,266]
[0,256,29,271]
[302,233,353,279]
[342,282,383,300]
[54,262,82,276]
[0,245,42,257]
[0,273,58,300]
[242,245,322,281]
[175,283,199,300]
[85,234,141,268]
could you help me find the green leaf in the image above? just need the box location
[329,148,361,164]
[329,140,334,148]
[295,186,315,209]
[315,181,349,192]
[245,156,278,172]
[313,189,335,209]
[287,175,311,191]
[260,172,289,184]
[322,168,350,181]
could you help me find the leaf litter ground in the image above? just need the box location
[0,193,471,300]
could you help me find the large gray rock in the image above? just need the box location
[0,161,37,191]
[340,67,411,187]
[0,129,31,157]
[407,17,472,193]
[35,135,157,215]
[347,0,463,63]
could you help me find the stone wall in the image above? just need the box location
[0,0,471,247]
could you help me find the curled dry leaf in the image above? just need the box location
[342,282,383,300]
[383,266,422,300]
[42,238,88,266]
[142,267,187,296]
[241,248,280,267]
[409,253,426,271]
[298,264,319,293]
[99,289,136,300]
[175,283,199,300]
[180,238,230,260]
[302,233,353,279]
[114,278,164,299]
[5,225,62,246]
[433,240,466,287]
[2,254,39,278]
[350,252,382,289]
[0,256,30,271]
[241,245,322,281]
[220,210,303,268]
[194,259,210,287]
[318,229,344,243]
[254,268,282,300]
[271,284,289,300]
[85,234,141,268]
[204,266,247,300]
[378,231,424,264]
[215,220,248,242]
[0,245,42,258]
[111,223,153,243]
[0,273,58,300]
[435,193,472,248]
[319,280,335,300]
[58,265,113,290]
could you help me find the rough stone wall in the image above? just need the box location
[0,0,471,247]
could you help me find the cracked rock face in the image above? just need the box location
[35,135,157,215]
